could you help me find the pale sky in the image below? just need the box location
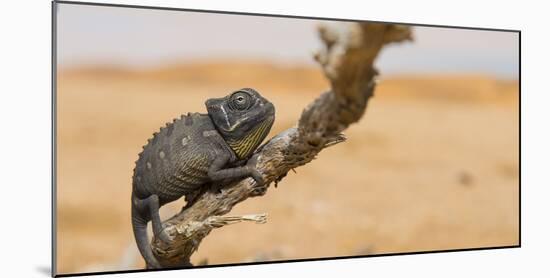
[56,3,519,78]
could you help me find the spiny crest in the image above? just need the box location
[134,112,190,171]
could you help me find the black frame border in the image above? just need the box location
[51,1,521,277]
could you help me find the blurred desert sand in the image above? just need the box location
[56,60,519,274]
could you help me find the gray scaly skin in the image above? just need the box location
[131,88,275,268]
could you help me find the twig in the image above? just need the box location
[149,22,413,268]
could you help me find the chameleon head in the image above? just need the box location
[205,88,275,159]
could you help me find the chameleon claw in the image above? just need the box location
[155,229,171,244]
[250,168,265,186]
[249,167,269,196]
[246,153,265,185]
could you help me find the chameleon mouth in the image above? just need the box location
[220,114,273,133]
[222,116,250,132]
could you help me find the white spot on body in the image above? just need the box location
[181,136,189,146]
[159,151,165,159]
[202,130,218,137]
[146,162,152,169]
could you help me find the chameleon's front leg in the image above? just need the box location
[208,153,264,186]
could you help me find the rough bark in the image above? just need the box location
[149,22,413,268]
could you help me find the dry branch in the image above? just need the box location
[149,22,413,268]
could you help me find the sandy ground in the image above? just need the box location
[55,61,519,274]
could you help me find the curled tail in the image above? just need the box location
[131,201,161,269]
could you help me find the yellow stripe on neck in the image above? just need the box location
[228,119,271,159]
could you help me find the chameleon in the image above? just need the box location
[131,88,275,268]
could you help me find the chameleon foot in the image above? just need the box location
[155,225,171,243]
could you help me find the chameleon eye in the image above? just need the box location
[230,92,251,110]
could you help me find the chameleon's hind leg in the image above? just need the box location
[134,195,171,243]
